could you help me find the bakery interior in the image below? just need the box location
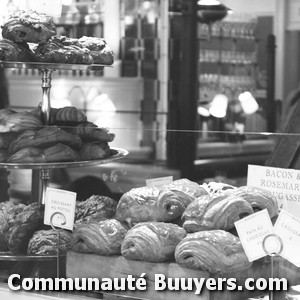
[0,0,300,300]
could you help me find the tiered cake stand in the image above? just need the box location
[0,61,128,277]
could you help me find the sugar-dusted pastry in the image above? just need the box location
[75,195,118,223]
[227,186,279,218]
[71,219,127,255]
[8,127,82,154]
[121,222,186,262]
[116,186,190,227]
[34,36,93,64]
[27,229,72,256]
[0,108,42,133]
[0,38,36,62]
[182,194,254,232]
[79,141,111,160]
[175,230,252,274]
[78,36,114,65]
[1,10,56,43]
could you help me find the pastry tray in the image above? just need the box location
[0,61,112,71]
[0,147,129,169]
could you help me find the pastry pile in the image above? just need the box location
[0,9,114,65]
[0,106,115,163]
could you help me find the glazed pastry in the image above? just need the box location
[79,141,111,160]
[175,230,252,274]
[182,194,254,232]
[1,10,56,43]
[27,229,72,255]
[8,127,82,154]
[165,178,208,204]
[75,195,118,223]
[0,38,36,62]
[8,203,44,255]
[227,186,279,218]
[50,106,87,124]
[121,222,186,262]
[116,186,189,227]
[78,36,114,65]
[67,122,115,142]
[8,143,79,163]
[34,36,93,64]
[71,219,127,255]
[0,132,19,149]
[0,109,42,133]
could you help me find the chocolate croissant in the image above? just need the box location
[227,186,279,218]
[116,186,190,227]
[182,194,254,232]
[8,127,82,154]
[121,222,187,262]
[71,219,127,255]
[0,38,36,62]
[175,230,252,274]
[1,10,56,43]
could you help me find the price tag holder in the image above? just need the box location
[27,0,62,17]
[44,187,76,231]
[273,209,300,267]
[234,209,274,262]
[146,176,173,187]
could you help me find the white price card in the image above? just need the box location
[44,187,76,231]
[27,0,62,17]
[146,176,173,187]
[273,209,300,267]
[247,164,300,215]
[234,209,274,262]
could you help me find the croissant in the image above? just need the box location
[227,186,279,218]
[7,147,44,163]
[182,194,254,232]
[175,230,252,274]
[70,219,127,255]
[0,132,19,149]
[79,141,111,160]
[1,10,56,43]
[8,127,82,154]
[0,109,42,133]
[121,222,187,262]
[44,143,79,162]
[50,106,87,124]
[67,122,115,142]
[116,186,190,227]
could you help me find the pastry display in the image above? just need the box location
[34,36,94,64]
[0,38,36,62]
[0,108,42,133]
[71,219,127,255]
[8,203,44,255]
[27,229,72,256]
[175,230,252,274]
[121,222,186,262]
[75,195,118,223]
[226,185,279,218]
[78,36,114,65]
[182,194,254,232]
[7,143,79,163]
[1,10,56,43]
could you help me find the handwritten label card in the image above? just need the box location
[146,176,173,187]
[44,187,76,231]
[234,209,274,262]
[247,164,300,215]
[273,209,300,267]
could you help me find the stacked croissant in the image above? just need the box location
[0,9,114,65]
[68,179,279,275]
[0,106,115,163]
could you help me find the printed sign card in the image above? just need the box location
[247,164,300,216]
[146,176,173,187]
[234,209,274,262]
[44,187,76,231]
[273,209,300,267]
